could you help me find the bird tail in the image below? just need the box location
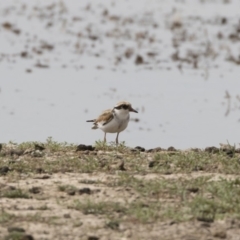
[86,119,98,129]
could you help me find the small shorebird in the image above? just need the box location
[86,101,138,144]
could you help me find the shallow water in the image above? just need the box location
[1,0,240,149]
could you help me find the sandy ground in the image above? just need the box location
[1,143,240,240]
[1,172,239,240]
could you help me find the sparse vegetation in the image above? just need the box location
[0,140,240,239]
[0,188,30,199]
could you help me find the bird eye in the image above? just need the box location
[122,105,128,109]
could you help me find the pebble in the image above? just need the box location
[149,161,157,168]
[34,144,45,151]
[88,236,99,240]
[76,144,95,151]
[79,188,91,195]
[134,146,145,152]
[167,146,177,151]
[29,187,42,194]
[67,189,76,196]
[0,166,10,175]
[146,147,163,152]
[205,146,219,153]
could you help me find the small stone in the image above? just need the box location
[149,161,158,168]
[87,145,95,151]
[147,147,163,152]
[79,188,91,195]
[226,150,234,158]
[76,144,95,151]
[67,189,76,196]
[0,166,10,175]
[77,144,85,151]
[205,146,219,153]
[35,175,50,179]
[146,149,153,152]
[41,175,50,179]
[29,187,42,194]
[88,237,99,240]
[34,144,45,151]
[134,146,145,152]
[187,187,199,193]
[167,146,176,151]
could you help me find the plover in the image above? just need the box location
[86,101,138,144]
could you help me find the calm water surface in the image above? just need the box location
[1,0,240,149]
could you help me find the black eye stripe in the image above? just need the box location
[115,104,129,110]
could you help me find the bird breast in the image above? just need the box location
[99,112,130,133]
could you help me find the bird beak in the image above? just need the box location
[130,107,138,113]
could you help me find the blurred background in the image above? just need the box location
[0,0,240,149]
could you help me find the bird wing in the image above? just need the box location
[96,109,114,126]
[87,109,114,129]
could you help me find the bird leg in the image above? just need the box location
[104,133,107,143]
[115,133,119,145]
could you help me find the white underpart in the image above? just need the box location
[98,109,130,133]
